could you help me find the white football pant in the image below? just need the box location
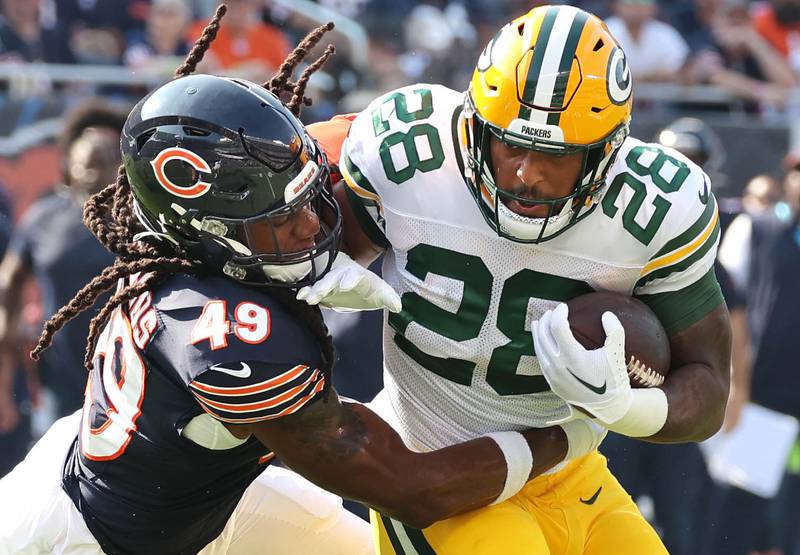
[0,411,373,555]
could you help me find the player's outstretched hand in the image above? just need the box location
[297,252,402,313]
[532,303,632,425]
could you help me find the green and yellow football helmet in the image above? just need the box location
[463,5,633,243]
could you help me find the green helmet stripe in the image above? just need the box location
[518,5,559,120]
[547,9,589,126]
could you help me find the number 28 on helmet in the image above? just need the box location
[122,74,341,286]
[464,5,633,243]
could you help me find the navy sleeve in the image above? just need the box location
[149,274,327,425]
[189,361,325,424]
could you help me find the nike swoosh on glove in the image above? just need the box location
[296,252,402,313]
[532,303,632,425]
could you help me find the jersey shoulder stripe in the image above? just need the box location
[637,193,720,286]
[342,151,380,199]
[340,153,390,248]
[190,364,324,424]
[190,363,312,396]
[651,181,717,260]
[597,138,720,295]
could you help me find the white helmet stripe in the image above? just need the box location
[530,7,579,116]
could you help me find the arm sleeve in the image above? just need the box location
[634,186,724,334]
[189,361,326,425]
[636,268,724,335]
[339,114,391,250]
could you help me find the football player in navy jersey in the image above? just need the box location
[0,9,605,555]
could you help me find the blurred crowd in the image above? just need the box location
[2,1,800,554]
[3,0,800,117]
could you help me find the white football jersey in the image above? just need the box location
[341,84,722,452]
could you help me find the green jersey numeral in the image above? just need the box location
[388,245,491,385]
[627,146,690,194]
[602,146,690,245]
[388,244,593,395]
[487,270,593,395]
[370,88,445,185]
[372,89,434,135]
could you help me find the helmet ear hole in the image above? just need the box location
[593,38,604,52]
[183,127,210,137]
[135,130,156,154]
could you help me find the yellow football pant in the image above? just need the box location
[371,450,668,555]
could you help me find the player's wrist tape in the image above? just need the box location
[485,431,533,505]
[607,387,668,437]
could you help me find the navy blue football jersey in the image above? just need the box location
[62,273,327,555]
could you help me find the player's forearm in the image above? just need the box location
[0,352,13,393]
[269,401,504,528]
[643,305,732,443]
[0,254,28,350]
[645,362,728,443]
[261,400,566,528]
[390,425,567,525]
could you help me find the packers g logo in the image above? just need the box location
[606,47,632,106]
[477,24,510,72]
[150,147,212,199]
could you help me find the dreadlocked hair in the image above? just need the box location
[31,8,340,398]
[173,4,227,79]
[264,22,336,115]
[29,6,229,367]
[260,21,338,395]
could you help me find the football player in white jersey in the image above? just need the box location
[0,14,608,555]
[300,5,731,555]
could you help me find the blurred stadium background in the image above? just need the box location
[1,1,800,554]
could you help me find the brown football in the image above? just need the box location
[565,291,671,388]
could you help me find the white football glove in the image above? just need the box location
[296,252,402,313]
[532,303,632,425]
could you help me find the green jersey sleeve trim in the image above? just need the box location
[635,267,724,335]
[342,151,380,196]
[340,150,390,249]
[652,191,717,259]
[344,184,390,250]
[636,215,720,288]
